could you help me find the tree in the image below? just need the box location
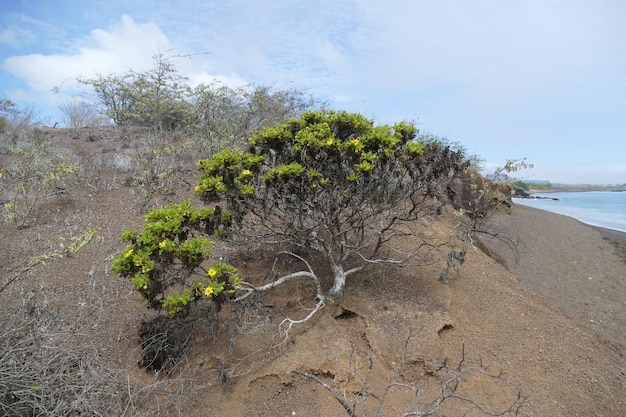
[0,99,39,146]
[75,54,319,150]
[0,99,15,134]
[59,99,100,128]
[191,82,320,154]
[112,110,468,370]
[78,52,193,131]
[195,110,468,296]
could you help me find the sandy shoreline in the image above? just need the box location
[592,224,626,247]
[481,203,626,354]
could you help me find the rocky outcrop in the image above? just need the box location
[513,188,559,200]
[448,169,512,219]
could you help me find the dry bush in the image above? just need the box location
[0,295,126,416]
[0,289,224,416]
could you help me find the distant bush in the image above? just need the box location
[77,53,193,131]
[128,133,193,212]
[0,99,40,148]
[59,99,100,128]
[192,82,319,154]
[76,53,320,152]
[523,182,553,191]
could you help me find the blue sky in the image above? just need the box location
[1,0,625,184]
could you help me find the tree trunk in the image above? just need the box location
[329,262,347,296]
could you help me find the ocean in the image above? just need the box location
[513,191,626,233]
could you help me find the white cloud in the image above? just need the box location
[1,1,624,183]
[2,15,172,104]
[353,1,626,104]
[0,26,36,47]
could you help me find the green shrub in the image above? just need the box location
[111,201,241,316]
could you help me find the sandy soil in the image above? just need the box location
[1,128,625,416]
[480,204,626,355]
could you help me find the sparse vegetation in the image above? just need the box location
[0,99,40,146]
[71,54,320,211]
[76,53,320,150]
[4,56,625,416]
[0,128,81,229]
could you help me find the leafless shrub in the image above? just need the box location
[111,153,135,173]
[0,129,82,228]
[0,289,223,416]
[59,100,100,129]
[128,132,194,212]
[0,299,126,416]
[0,100,40,150]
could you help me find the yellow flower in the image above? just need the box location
[204,286,214,296]
[194,185,201,192]
[326,138,334,146]
[124,248,134,258]
[208,268,217,278]
[159,240,167,249]
[241,169,252,176]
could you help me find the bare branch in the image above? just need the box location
[293,329,529,417]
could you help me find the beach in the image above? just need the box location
[593,224,626,250]
[481,203,626,353]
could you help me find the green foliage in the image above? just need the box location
[112,200,241,316]
[195,110,468,295]
[511,181,554,191]
[511,180,529,191]
[112,108,468,364]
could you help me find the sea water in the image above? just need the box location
[513,191,626,233]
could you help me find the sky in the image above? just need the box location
[1,0,625,184]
